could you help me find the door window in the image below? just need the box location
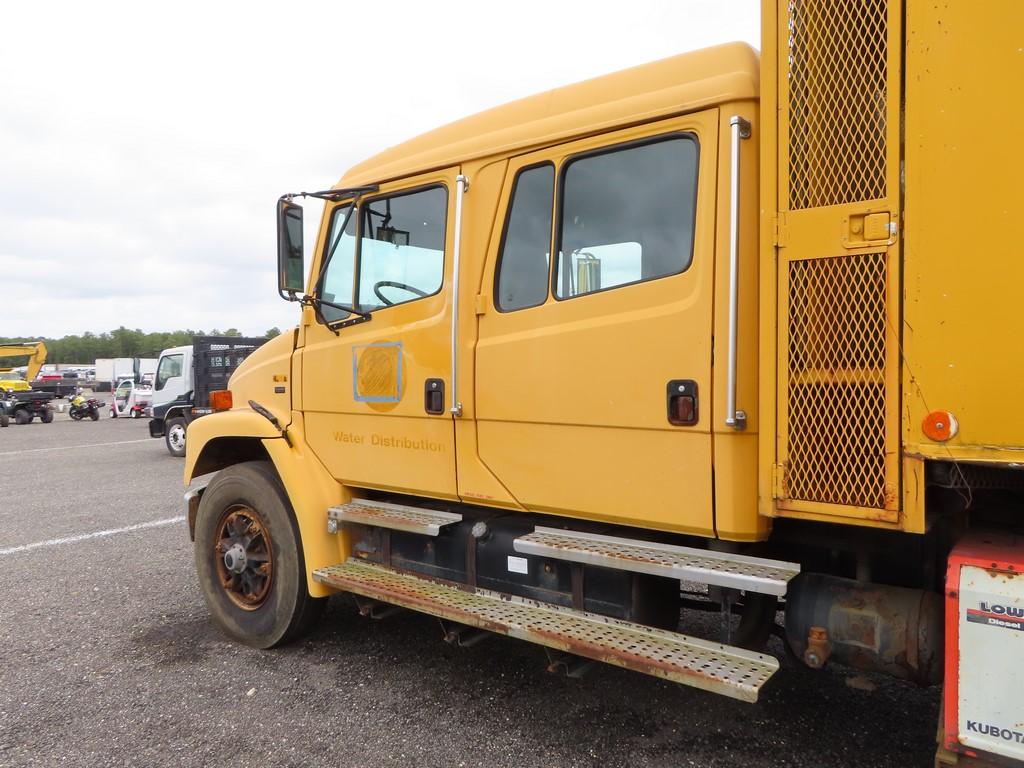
[555,136,698,299]
[155,354,183,391]
[495,164,554,311]
[318,187,448,320]
[357,187,447,311]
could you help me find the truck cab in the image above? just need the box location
[149,344,192,456]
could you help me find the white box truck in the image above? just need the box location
[94,357,158,391]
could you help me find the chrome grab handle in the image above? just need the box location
[726,116,751,430]
[450,174,469,417]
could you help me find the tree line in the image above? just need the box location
[1,326,282,366]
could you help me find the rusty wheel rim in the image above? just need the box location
[214,505,274,611]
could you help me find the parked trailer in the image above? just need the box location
[182,5,1024,766]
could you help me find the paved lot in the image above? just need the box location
[0,416,941,767]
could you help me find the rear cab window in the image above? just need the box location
[555,136,698,300]
[494,134,699,310]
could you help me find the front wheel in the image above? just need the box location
[90,407,100,421]
[165,417,186,457]
[40,409,53,424]
[194,462,325,648]
[0,413,8,428]
[15,410,31,425]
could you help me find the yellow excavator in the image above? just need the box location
[0,342,47,392]
[0,342,51,427]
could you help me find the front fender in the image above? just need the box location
[184,408,349,598]
[183,409,281,484]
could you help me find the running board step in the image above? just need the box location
[328,500,462,536]
[313,559,779,702]
[514,527,799,597]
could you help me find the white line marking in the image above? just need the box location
[0,516,186,556]
[0,438,153,457]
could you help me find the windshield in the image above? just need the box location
[319,204,357,323]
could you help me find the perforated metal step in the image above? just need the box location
[313,559,779,702]
[328,500,462,535]
[514,527,799,596]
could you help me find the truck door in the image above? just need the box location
[474,112,719,535]
[301,169,459,500]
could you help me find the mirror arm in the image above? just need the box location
[301,296,340,337]
[282,185,379,203]
[278,183,381,332]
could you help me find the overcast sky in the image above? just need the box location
[1,1,759,339]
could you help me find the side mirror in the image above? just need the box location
[277,199,305,298]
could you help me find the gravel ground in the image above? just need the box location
[0,416,941,767]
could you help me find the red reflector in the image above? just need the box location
[210,390,233,411]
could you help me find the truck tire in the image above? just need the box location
[194,461,325,648]
[165,417,187,457]
[15,410,31,425]
[0,413,8,428]
[40,409,53,424]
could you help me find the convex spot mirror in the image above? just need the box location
[277,199,305,297]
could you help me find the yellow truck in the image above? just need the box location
[184,3,1024,764]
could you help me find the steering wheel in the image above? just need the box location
[372,280,429,306]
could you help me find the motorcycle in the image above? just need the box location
[68,393,103,421]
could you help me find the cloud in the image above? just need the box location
[0,0,759,339]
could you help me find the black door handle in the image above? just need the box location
[425,379,445,415]
[667,380,698,426]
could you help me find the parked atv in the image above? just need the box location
[0,390,54,425]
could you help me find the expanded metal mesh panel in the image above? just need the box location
[787,0,888,209]
[786,253,887,508]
